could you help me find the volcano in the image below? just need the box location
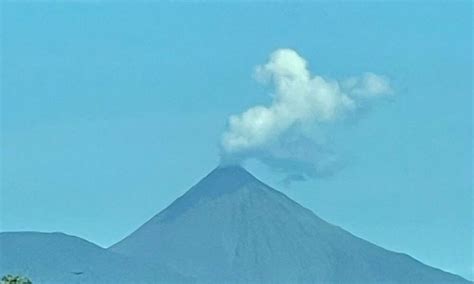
[110,166,468,283]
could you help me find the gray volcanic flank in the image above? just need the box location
[110,166,469,283]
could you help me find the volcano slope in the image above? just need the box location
[110,166,469,283]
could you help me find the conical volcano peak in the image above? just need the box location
[109,165,470,284]
[206,164,255,183]
[213,164,249,174]
[192,165,262,196]
[145,165,265,224]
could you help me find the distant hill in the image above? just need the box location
[0,231,189,283]
[110,166,469,283]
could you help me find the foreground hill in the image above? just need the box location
[0,231,189,283]
[110,166,469,283]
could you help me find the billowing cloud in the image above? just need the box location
[220,49,392,182]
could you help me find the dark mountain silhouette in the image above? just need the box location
[1,166,469,283]
[110,166,469,283]
[0,232,189,283]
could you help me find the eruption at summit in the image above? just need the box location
[220,49,393,180]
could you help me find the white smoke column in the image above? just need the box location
[221,49,392,178]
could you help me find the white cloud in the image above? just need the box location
[220,48,392,180]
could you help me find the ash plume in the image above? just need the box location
[220,49,392,183]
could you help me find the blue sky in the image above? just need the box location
[1,1,472,280]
